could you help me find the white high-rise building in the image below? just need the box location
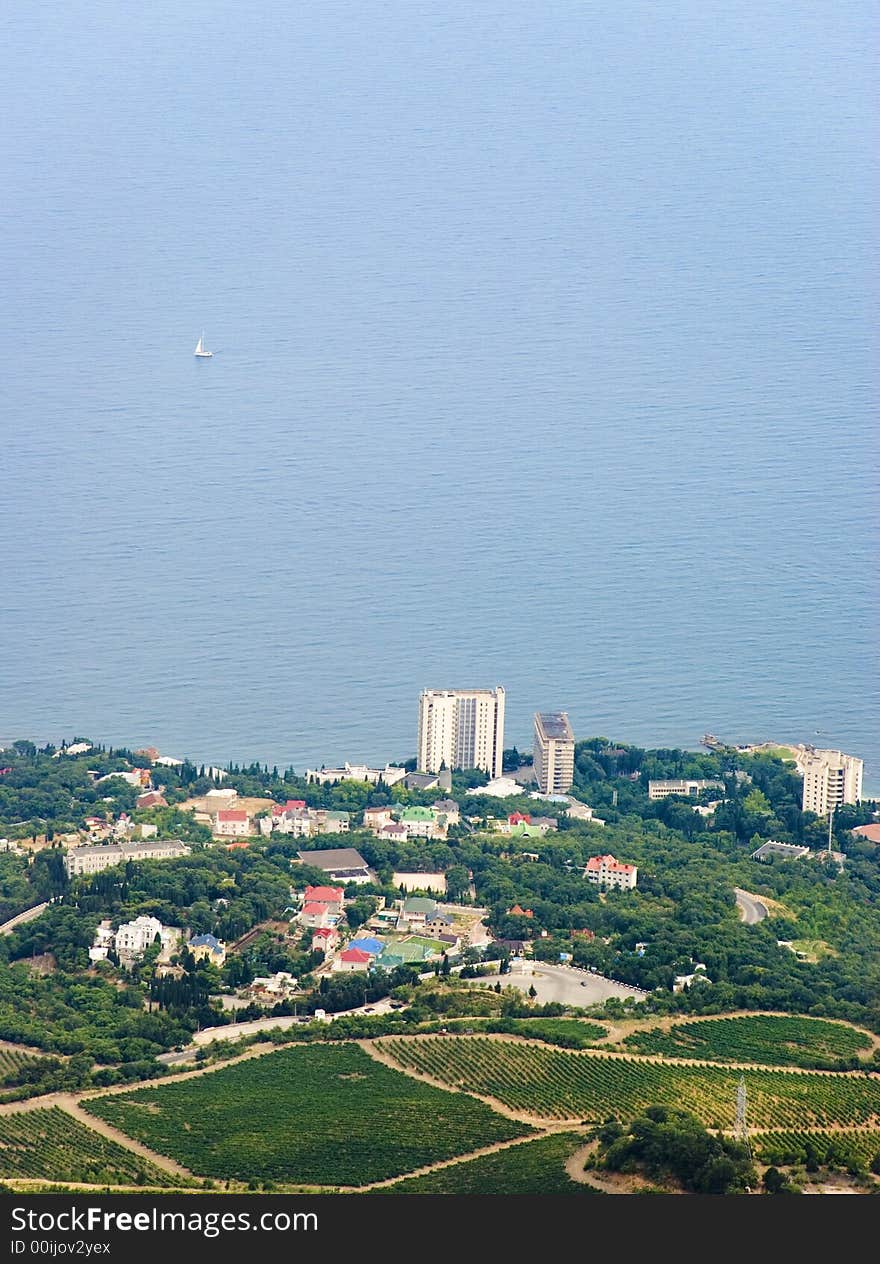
[417,687,505,778]
[533,712,575,795]
[800,749,863,815]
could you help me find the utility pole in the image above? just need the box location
[827,805,834,855]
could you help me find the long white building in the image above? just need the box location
[800,749,863,815]
[533,712,575,794]
[417,687,505,779]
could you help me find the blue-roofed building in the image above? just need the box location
[188,933,227,965]
[348,936,384,957]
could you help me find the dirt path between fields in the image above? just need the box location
[53,1097,194,1179]
[358,1039,561,1126]
[368,1030,880,1077]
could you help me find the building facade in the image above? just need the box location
[647,778,725,800]
[65,839,190,877]
[583,854,638,890]
[800,749,863,815]
[533,712,575,795]
[417,687,505,778]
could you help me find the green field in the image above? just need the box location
[381,1132,597,1194]
[755,1130,880,1171]
[622,1016,872,1069]
[381,1037,880,1128]
[0,1107,183,1186]
[85,1044,530,1186]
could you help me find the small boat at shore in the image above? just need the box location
[194,333,213,358]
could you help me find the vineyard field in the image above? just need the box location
[381,1132,596,1194]
[0,1047,47,1088]
[0,1108,183,1186]
[622,1016,873,1069]
[380,1037,880,1129]
[85,1044,530,1186]
[755,1130,880,1171]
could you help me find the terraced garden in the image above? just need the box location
[754,1130,880,1171]
[622,1015,873,1069]
[380,1037,880,1128]
[381,1131,596,1194]
[85,1043,530,1185]
[0,1108,184,1186]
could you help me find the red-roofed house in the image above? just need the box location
[214,809,251,838]
[584,854,638,890]
[509,813,531,826]
[136,791,168,811]
[225,840,250,850]
[303,885,345,914]
[300,901,334,929]
[311,927,341,956]
[508,904,534,918]
[851,823,880,844]
[335,947,372,972]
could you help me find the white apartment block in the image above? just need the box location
[800,749,863,815]
[417,687,505,778]
[533,712,575,795]
[647,778,725,800]
[65,839,191,877]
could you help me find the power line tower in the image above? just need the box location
[735,1076,751,1156]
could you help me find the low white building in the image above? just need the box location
[305,763,407,787]
[673,964,711,993]
[466,777,524,799]
[648,779,724,800]
[89,920,115,962]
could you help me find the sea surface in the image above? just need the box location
[1,3,877,789]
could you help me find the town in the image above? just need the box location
[0,689,877,1195]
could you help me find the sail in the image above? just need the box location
[194,336,203,355]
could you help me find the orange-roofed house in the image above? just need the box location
[584,854,638,891]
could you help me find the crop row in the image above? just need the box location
[381,1037,880,1129]
[622,1016,872,1068]
[383,1132,596,1194]
[755,1130,880,1170]
[0,1108,182,1185]
[86,1043,529,1185]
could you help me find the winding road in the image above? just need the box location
[734,888,769,925]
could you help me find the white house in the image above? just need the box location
[583,854,638,891]
[114,916,180,967]
[213,810,251,837]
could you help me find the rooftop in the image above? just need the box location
[296,847,369,872]
[535,712,574,742]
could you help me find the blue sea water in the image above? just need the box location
[1,2,877,788]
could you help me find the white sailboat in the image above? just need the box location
[194,332,213,358]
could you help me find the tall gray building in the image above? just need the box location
[533,711,575,795]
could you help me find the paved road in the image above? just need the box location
[734,888,769,925]
[182,995,397,1050]
[0,901,49,935]
[471,961,647,1008]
